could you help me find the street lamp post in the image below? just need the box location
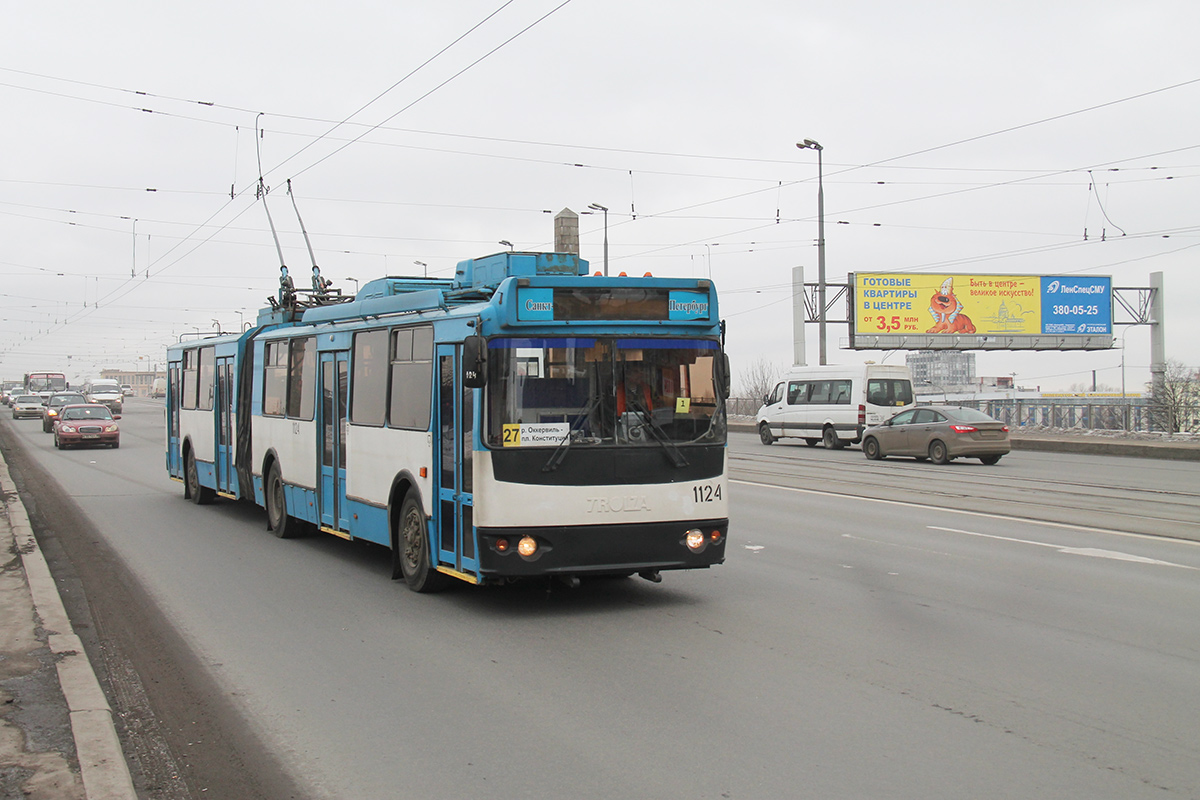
[588,203,609,276]
[796,139,826,365]
[413,261,427,277]
[499,240,514,252]
[345,277,359,293]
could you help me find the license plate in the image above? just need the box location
[82,434,99,439]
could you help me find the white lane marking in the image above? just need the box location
[927,526,1198,569]
[731,478,1200,548]
[744,545,764,552]
[842,532,960,558]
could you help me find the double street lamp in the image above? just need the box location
[588,203,609,276]
[796,138,827,365]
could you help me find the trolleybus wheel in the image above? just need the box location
[185,450,215,505]
[758,424,774,445]
[266,463,300,538]
[928,439,951,465]
[398,494,447,593]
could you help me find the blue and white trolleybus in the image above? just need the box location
[165,251,730,591]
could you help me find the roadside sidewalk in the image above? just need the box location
[0,453,136,799]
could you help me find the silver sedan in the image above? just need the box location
[862,405,1011,465]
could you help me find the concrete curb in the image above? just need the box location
[1007,436,1200,461]
[0,455,137,800]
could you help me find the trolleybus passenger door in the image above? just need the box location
[167,364,182,478]
[435,345,477,576]
[214,356,236,496]
[318,351,350,532]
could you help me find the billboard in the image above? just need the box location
[850,273,1112,351]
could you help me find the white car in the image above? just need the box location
[85,380,124,413]
[10,395,44,419]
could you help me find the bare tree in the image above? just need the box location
[1147,359,1200,434]
[1068,381,1119,393]
[737,357,783,408]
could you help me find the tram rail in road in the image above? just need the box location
[727,431,1200,542]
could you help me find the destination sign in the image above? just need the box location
[516,287,711,322]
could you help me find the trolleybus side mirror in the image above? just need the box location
[463,334,487,388]
[716,352,731,400]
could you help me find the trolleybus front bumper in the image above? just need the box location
[474,518,727,579]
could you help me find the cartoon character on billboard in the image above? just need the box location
[926,277,976,334]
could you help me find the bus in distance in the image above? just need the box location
[165,251,730,592]
[25,371,68,399]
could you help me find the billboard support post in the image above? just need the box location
[1149,271,1165,396]
[792,266,806,366]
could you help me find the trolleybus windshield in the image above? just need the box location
[485,337,726,449]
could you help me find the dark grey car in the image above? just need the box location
[862,405,1011,465]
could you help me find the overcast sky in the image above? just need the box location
[3,0,1197,393]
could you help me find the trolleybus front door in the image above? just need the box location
[166,364,181,478]
[214,356,236,496]
[318,351,350,533]
[436,345,477,577]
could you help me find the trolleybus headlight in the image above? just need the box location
[517,536,538,557]
[685,529,706,552]
[495,538,510,553]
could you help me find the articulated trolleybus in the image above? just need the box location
[166,252,730,591]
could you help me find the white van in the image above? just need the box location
[83,379,124,414]
[756,363,914,448]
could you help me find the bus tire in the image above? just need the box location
[397,494,448,593]
[185,450,215,505]
[758,424,774,445]
[928,439,951,465]
[266,463,300,538]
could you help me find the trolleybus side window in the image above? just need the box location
[197,346,216,411]
[182,350,198,410]
[350,329,388,427]
[388,325,433,430]
[263,341,287,417]
[287,336,316,420]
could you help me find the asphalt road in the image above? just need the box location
[4,403,1200,799]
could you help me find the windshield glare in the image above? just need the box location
[62,407,114,421]
[485,337,726,448]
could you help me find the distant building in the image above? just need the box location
[906,350,976,393]
[101,368,165,398]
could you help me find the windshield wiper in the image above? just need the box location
[627,397,689,468]
[541,396,601,473]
